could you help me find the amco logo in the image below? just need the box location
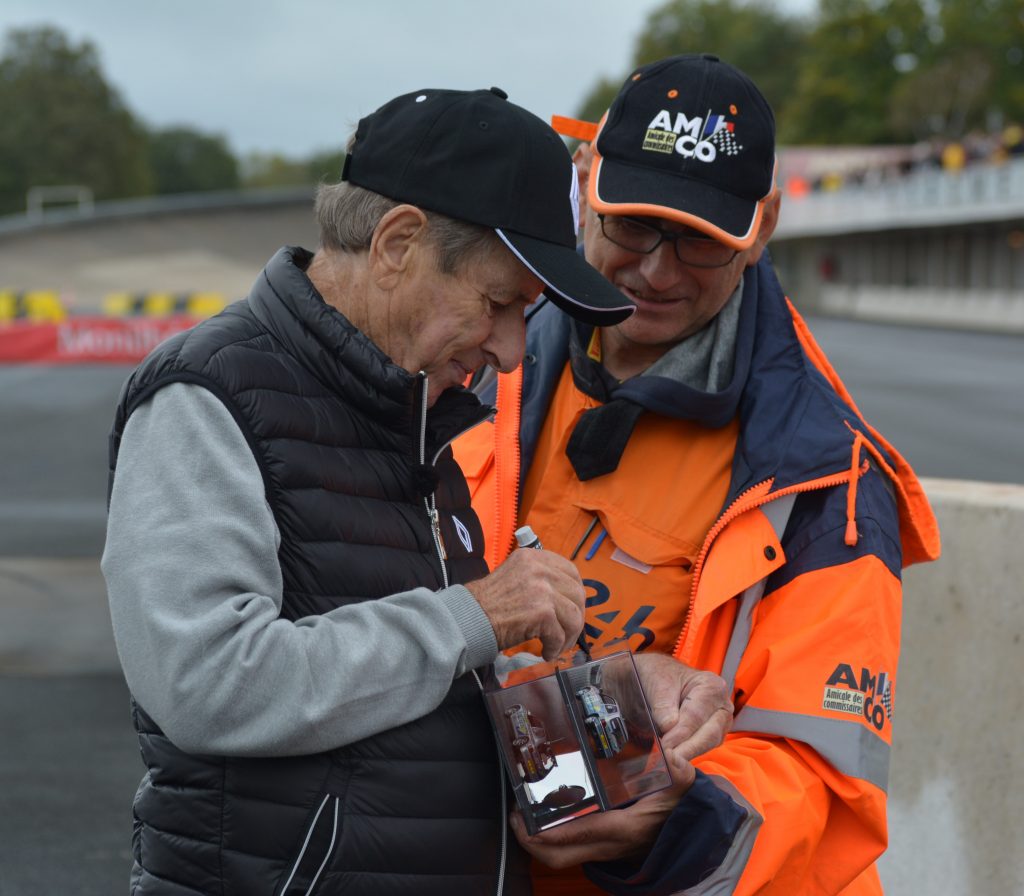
[823,663,893,732]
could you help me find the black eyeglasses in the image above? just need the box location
[597,214,739,268]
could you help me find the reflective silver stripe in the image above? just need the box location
[678,775,762,895]
[719,581,765,694]
[734,706,890,792]
[719,493,796,691]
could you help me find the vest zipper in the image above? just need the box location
[418,372,450,589]
[672,456,870,663]
[418,374,499,588]
[422,374,508,894]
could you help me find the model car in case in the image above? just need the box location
[483,650,673,834]
[575,684,629,758]
[504,703,558,783]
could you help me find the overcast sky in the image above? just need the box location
[1,0,814,159]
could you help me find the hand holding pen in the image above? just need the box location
[464,529,586,661]
[515,525,592,660]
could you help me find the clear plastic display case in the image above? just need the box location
[482,650,673,835]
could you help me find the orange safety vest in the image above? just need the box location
[454,289,940,895]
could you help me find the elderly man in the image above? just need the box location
[103,87,731,896]
[456,57,940,894]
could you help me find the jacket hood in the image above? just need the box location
[511,254,939,568]
[731,258,939,566]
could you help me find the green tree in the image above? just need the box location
[939,0,1024,118]
[575,0,808,132]
[0,25,152,215]
[576,76,629,131]
[306,149,346,184]
[241,152,311,188]
[240,149,347,189]
[147,127,239,194]
[784,0,926,144]
[888,51,994,140]
[577,0,1024,146]
[889,0,1024,139]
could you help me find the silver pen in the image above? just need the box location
[515,525,591,660]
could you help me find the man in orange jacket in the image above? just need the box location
[454,55,940,894]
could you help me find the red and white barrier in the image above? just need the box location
[0,316,203,364]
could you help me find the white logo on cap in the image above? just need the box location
[643,109,744,163]
[569,163,581,236]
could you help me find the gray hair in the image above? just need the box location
[314,179,500,275]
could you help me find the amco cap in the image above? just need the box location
[589,54,777,250]
[342,86,635,326]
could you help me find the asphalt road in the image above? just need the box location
[0,557,135,895]
[0,315,1021,893]
[801,317,1023,484]
[0,673,136,896]
[0,365,126,557]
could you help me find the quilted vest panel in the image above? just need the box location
[110,249,527,896]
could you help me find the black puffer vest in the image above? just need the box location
[108,248,529,896]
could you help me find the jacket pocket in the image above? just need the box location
[569,503,698,653]
[274,793,341,896]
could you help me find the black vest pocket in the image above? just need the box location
[274,793,341,896]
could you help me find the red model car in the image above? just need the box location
[504,703,558,783]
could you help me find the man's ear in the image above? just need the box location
[369,205,430,289]
[572,143,594,221]
[746,191,782,265]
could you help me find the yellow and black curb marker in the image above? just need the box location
[0,290,66,322]
[101,291,227,318]
[0,290,228,323]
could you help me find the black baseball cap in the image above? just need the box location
[341,86,635,326]
[587,54,777,250]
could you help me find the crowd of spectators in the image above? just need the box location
[782,122,1024,198]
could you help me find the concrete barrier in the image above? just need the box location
[879,478,1024,896]
[818,285,1024,335]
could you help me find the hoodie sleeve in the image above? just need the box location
[102,382,498,757]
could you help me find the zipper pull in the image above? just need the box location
[430,507,447,560]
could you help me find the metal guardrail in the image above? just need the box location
[775,156,1024,239]
[6,162,1024,243]
[0,185,315,237]
[26,185,94,222]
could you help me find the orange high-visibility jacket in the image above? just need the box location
[454,257,940,895]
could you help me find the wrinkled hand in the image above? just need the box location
[634,653,733,763]
[510,746,694,868]
[466,549,585,661]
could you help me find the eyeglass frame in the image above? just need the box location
[596,213,740,269]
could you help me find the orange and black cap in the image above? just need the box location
[342,87,634,326]
[586,54,777,250]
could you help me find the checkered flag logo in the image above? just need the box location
[880,681,893,720]
[709,127,743,157]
